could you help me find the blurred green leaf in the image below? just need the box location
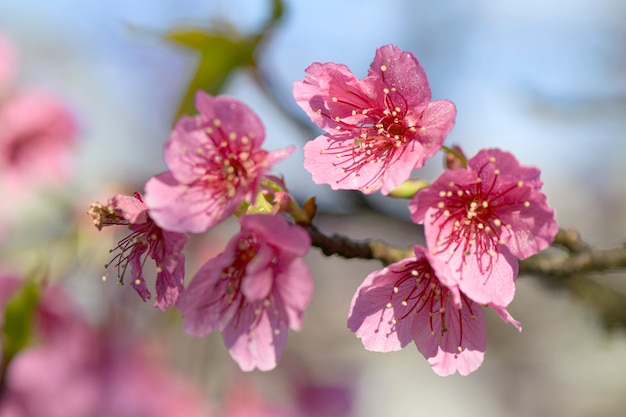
[164,0,285,123]
[165,29,259,121]
[268,0,285,27]
[2,280,40,364]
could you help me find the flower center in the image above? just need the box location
[180,119,264,201]
[315,76,420,191]
[103,221,157,286]
[385,260,450,336]
[206,234,278,330]
[429,158,531,274]
[384,259,476,352]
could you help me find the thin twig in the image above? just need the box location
[302,224,626,278]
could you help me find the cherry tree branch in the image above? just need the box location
[299,222,413,266]
[302,223,626,276]
[300,223,626,329]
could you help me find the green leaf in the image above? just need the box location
[163,0,285,123]
[387,179,431,199]
[268,0,285,28]
[2,280,40,364]
[164,29,259,121]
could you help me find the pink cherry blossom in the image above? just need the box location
[88,193,188,310]
[348,246,484,376]
[294,44,456,194]
[348,245,519,376]
[178,214,313,371]
[144,92,294,234]
[0,89,78,194]
[409,148,558,307]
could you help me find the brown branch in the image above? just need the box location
[302,223,626,277]
[299,222,412,266]
[301,223,626,329]
[519,245,626,277]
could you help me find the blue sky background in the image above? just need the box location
[1,0,624,241]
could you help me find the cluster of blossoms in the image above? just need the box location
[90,92,314,371]
[294,44,558,375]
[90,43,557,376]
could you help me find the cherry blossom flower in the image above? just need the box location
[178,214,313,371]
[144,92,294,234]
[88,193,188,310]
[0,89,78,194]
[409,148,558,307]
[348,245,520,376]
[294,44,456,194]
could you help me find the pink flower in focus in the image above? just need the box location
[409,148,558,307]
[178,214,313,371]
[144,92,294,233]
[88,193,188,310]
[348,246,519,376]
[0,89,78,193]
[294,44,456,194]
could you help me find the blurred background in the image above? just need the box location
[0,0,625,416]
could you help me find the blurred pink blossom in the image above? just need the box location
[294,44,456,194]
[0,324,209,417]
[219,379,303,417]
[0,89,78,195]
[0,278,209,417]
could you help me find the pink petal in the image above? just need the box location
[412,298,486,376]
[368,44,431,111]
[418,100,457,157]
[144,171,238,233]
[178,252,234,336]
[293,62,365,132]
[347,260,417,352]
[153,256,185,311]
[222,308,287,372]
[275,257,313,331]
[241,214,311,258]
[111,194,148,224]
[242,248,274,302]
